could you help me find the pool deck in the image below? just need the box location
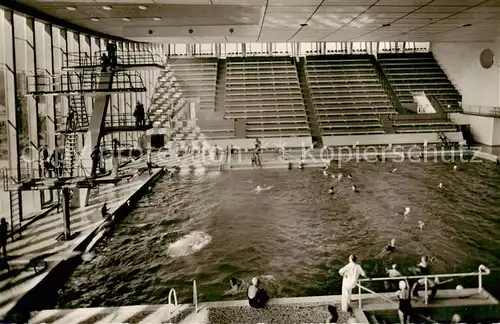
[0,156,172,320]
[26,288,498,323]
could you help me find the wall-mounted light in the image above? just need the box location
[153,17,162,21]
[138,5,148,10]
[91,17,100,21]
[66,6,76,11]
[102,5,112,10]
[122,17,131,21]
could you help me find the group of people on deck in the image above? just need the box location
[239,252,446,324]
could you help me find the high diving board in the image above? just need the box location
[62,51,165,71]
[25,71,146,96]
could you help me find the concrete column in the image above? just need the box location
[62,187,71,240]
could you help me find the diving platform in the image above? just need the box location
[1,170,130,191]
[26,70,146,96]
[63,51,165,71]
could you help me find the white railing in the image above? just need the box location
[356,265,491,308]
[168,288,178,316]
[193,280,199,313]
[461,105,500,117]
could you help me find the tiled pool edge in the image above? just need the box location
[3,168,166,321]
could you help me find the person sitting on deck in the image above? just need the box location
[326,305,339,323]
[247,277,269,309]
[101,203,109,219]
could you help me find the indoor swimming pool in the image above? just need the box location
[57,158,500,308]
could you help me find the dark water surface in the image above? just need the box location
[57,159,500,308]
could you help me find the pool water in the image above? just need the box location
[57,159,500,308]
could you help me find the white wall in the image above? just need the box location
[450,113,500,146]
[431,42,500,107]
[323,132,464,147]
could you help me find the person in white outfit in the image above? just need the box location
[338,255,367,312]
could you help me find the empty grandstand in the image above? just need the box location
[304,55,396,136]
[391,114,458,134]
[224,57,309,138]
[378,52,462,113]
[167,58,218,111]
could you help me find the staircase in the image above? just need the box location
[369,56,406,114]
[9,191,21,240]
[379,115,395,134]
[214,59,227,115]
[69,96,89,129]
[296,58,323,148]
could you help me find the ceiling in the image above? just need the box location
[12,0,500,43]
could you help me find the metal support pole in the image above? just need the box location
[358,283,362,308]
[424,279,428,305]
[62,187,71,240]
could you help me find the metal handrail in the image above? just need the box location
[193,280,198,313]
[356,265,491,308]
[168,288,178,316]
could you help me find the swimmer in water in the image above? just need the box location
[390,168,398,173]
[351,185,359,193]
[378,238,396,257]
[224,277,241,296]
[386,238,396,252]
[418,220,425,232]
[453,165,457,171]
[329,186,334,194]
[254,185,263,193]
[338,173,343,180]
[403,207,410,219]
[299,160,305,170]
[384,264,402,291]
[323,170,328,177]
[438,182,443,189]
[347,173,353,179]
[288,161,293,170]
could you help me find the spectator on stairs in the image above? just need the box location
[40,145,51,178]
[106,42,117,69]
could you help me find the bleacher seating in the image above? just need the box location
[167,58,218,111]
[224,57,309,138]
[305,55,396,136]
[391,114,457,134]
[378,53,462,112]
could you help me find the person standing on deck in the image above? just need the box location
[339,255,367,312]
[0,218,8,259]
[106,41,117,68]
[134,101,145,127]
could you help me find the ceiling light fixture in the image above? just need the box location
[122,17,131,21]
[138,5,148,10]
[153,17,162,21]
[300,23,308,27]
[91,17,100,21]
[102,5,112,11]
[382,23,391,27]
[66,6,76,11]
[463,23,472,27]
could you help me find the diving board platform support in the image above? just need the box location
[78,72,114,208]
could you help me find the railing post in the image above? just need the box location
[424,279,428,305]
[193,280,198,313]
[358,282,362,308]
[479,266,483,293]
